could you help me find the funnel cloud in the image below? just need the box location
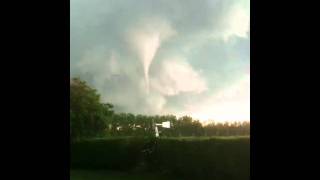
[127,18,176,93]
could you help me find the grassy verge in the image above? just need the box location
[70,169,180,180]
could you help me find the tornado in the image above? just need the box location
[128,18,176,94]
[138,33,160,94]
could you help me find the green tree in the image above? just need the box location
[70,78,112,140]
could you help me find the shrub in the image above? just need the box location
[71,137,147,170]
[149,137,250,180]
[71,137,250,180]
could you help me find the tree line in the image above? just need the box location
[70,78,250,140]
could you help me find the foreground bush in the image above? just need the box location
[71,137,249,180]
[71,137,147,170]
[149,137,250,180]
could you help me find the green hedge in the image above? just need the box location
[149,137,250,180]
[71,137,147,170]
[71,137,250,180]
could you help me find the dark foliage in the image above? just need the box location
[71,137,250,180]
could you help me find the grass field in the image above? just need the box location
[70,169,180,180]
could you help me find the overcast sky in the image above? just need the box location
[70,0,250,123]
